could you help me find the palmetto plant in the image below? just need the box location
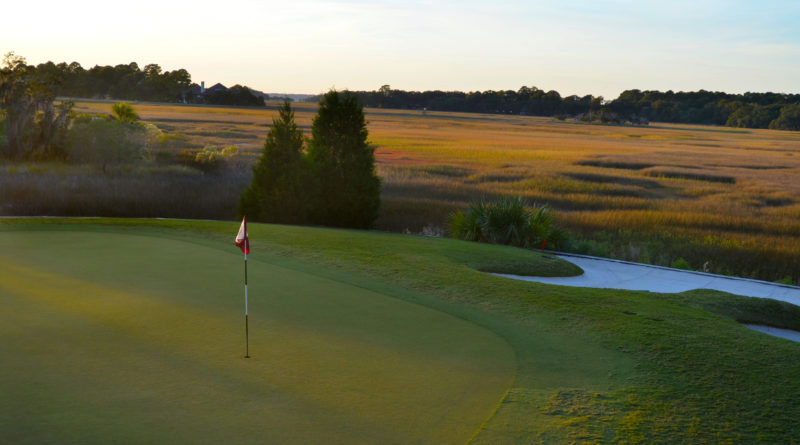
[111,102,140,123]
[448,196,567,250]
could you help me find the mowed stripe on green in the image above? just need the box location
[0,231,515,444]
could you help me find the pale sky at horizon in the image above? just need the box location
[3,0,798,99]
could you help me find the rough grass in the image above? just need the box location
[2,218,798,443]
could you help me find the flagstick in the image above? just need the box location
[244,239,250,358]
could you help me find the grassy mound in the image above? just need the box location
[1,218,799,443]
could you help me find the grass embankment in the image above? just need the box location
[1,218,799,443]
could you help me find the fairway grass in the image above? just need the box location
[1,218,799,443]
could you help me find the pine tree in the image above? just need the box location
[307,90,380,228]
[239,100,308,223]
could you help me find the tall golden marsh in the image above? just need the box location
[70,100,800,280]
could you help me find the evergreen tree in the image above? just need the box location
[239,101,308,223]
[307,90,381,228]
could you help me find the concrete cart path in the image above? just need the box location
[495,254,800,342]
[495,253,800,307]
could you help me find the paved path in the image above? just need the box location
[496,253,800,307]
[743,324,800,342]
[496,253,800,342]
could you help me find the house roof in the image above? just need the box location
[207,83,227,92]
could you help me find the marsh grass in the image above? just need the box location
[642,168,737,183]
[0,162,250,219]
[9,100,800,281]
[577,160,656,170]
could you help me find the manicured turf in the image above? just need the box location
[0,229,514,444]
[2,218,799,443]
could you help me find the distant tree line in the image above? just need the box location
[607,89,800,130]
[17,57,264,106]
[314,85,800,131]
[329,85,600,117]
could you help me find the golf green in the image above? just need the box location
[0,229,515,444]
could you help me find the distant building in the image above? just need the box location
[206,83,228,94]
[183,81,228,103]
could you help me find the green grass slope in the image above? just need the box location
[0,229,514,444]
[1,218,799,444]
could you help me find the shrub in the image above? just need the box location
[156,132,187,152]
[448,201,486,242]
[478,197,529,245]
[671,257,691,270]
[192,145,238,173]
[449,196,568,250]
[531,206,569,250]
[66,117,147,172]
[111,102,139,123]
[138,122,162,156]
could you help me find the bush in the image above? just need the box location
[671,257,692,270]
[191,145,238,173]
[111,102,139,123]
[156,132,187,152]
[448,202,484,242]
[449,196,568,250]
[66,117,147,172]
[138,122,162,155]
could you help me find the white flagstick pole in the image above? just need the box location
[244,235,250,359]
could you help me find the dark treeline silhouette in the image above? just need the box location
[329,85,598,116]
[30,60,264,106]
[608,89,800,130]
[314,85,800,131]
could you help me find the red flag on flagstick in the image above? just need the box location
[235,217,249,254]
[235,216,250,358]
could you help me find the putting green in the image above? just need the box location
[0,229,515,444]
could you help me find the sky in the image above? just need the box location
[2,0,799,98]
